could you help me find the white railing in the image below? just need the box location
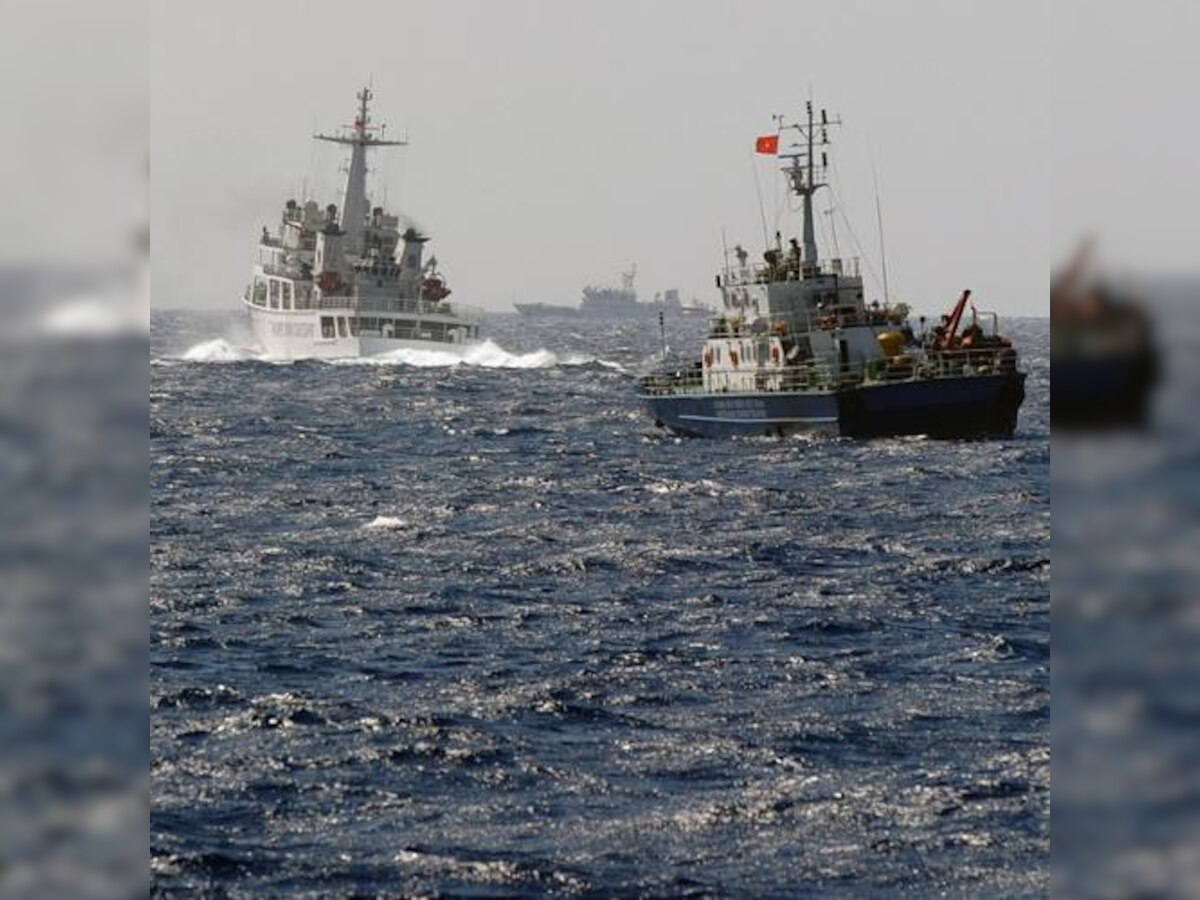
[721,256,861,287]
[639,346,1019,397]
[291,295,482,321]
[706,304,908,339]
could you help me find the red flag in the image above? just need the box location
[755,134,779,155]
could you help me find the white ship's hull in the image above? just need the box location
[244,301,480,361]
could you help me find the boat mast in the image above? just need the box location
[313,86,406,255]
[776,101,839,267]
[621,264,637,297]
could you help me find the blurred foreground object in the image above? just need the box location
[1051,241,1157,429]
[0,1,147,895]
[1053,261,1200,896]
[0,329,148,898]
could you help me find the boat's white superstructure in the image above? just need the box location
[243,87,481,360]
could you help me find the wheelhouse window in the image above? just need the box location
[320,316,335,338]
[253,277,267,306]
[269,279,280,309]
[337,317,348,338]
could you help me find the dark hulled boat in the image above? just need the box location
[638,102,1025,439]
[1049,243,1157,430]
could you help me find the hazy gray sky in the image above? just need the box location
[1,3,144,267]
[150,1,1198,317]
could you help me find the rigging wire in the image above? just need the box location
[815,203,833,256]
[751,154,770,248]
[827,156,886,298]
[380,144,389,209]
[305,117,319,203]
[869,145,891,305]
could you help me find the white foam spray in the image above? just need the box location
[172,336,625,371]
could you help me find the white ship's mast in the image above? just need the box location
[314,86,405,255]
[774,101,840,266]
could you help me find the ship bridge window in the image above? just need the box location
[252,277,267,306]
[269,279,280,309]
[337,317,348,338]
[321,316,335,339]
[348,317,361,336]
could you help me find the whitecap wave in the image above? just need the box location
[362,515,408,530]
[179,338,266,362]
[169,336,625,371]
[333,339,620,371]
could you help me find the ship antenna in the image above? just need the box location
[804,102,817,262]
[870,147,891,305]
[721,227,731,284]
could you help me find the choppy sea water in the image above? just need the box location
[151,311,1049,896]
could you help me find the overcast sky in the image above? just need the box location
[1,3,144,267]
[149,1,1198,317]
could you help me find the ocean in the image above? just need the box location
[151,311,1049,896]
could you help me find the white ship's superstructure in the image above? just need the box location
[243,87,480,359]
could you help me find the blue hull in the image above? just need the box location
[641,372,1025,439]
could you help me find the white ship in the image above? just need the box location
[243,87,481,359]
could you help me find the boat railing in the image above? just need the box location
[706,303,908,339]
[706,312,801,339]
[807,303,909,331]
[721,256,862,288]
[259,262,301,279]
[290,295,483,321]
[638,345,1018,396]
